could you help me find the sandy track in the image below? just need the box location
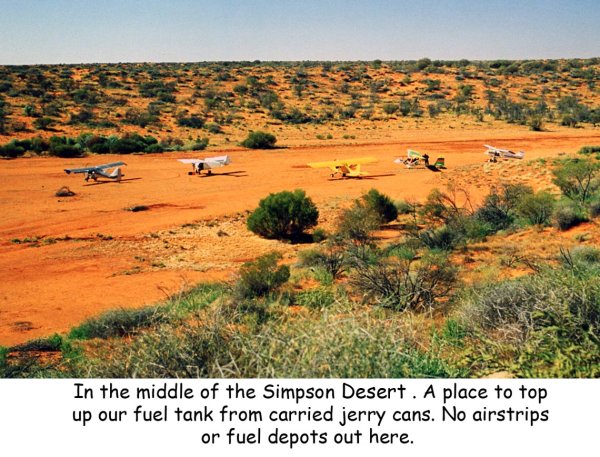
[1,128,599,345]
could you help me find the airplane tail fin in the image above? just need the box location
[347,164,368,177]
[108,167,123,181]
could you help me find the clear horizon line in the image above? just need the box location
[2,56,599,67]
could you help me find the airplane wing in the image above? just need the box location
[407,149,423,158]
[179,156,230,167]
[95,161,125,169]
[178,159,206,164]
[64,162,125,174]
[65,166,96,174]
[504,150,525,159]
[206,155,230,163]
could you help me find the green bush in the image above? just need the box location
[419,225,464,251]
[361,189,398,223]
[0,141,26,158]
[78,301,464,378]
[177,114,204,129]
[50,144,83,158]
[69,306,170,340]
[110,133,158,154]
[577,145,600,155]
[552,158,600,203]
[516,191,555,226]
[48,136,84,158]
[205,122,223,134]
[241,130,277,149]
[552,202,587,230]
[588,198,600,217]
[235,252,290,299]
[311,228,328,242]
[351,249,458,311]
[187,137,209,151]
[420,187,472,224]
[294,287,335,308]
[34,117,54,130]
[336,203,380,246]
[298,236,347,279]
[475,183,533,231]
[528,116,544,131]
[395,200,415,215]
[247,189,318,239]
[0,346,7,370]
[559,246,600,273]
[457,266,600,376]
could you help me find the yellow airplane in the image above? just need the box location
[307,157,377,178]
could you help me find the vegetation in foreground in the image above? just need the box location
[1,158,599,378]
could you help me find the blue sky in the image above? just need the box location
[0,0,599,64]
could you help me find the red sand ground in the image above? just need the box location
[1,127,599,345]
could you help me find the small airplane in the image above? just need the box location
[64,162,125,182]
[307,157,377,178]
[178,155,231,175]
[484,145,525,161]
[394,149,429,168]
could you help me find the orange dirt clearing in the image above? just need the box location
[1,127,599,345]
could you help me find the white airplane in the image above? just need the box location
[178,155,231,175]
[64,162,126,182]
[484,145,525,161]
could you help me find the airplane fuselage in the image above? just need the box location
[84,167,123,181]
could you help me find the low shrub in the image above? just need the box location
[78,300,464,378]
[68,306,170,340]
[419,224,464,251]
[298,236,347,279]
[9,334,63,352]
[0,346,7,369]
[578,145,600,155]
[336,203,380,246]
[247,189,318,240]
[0,141,26,158]
[474,183,533,232]
[559,246,600,274]
[294,287,336,308]
[516,191,555,226]
[235,252,290,299]
[240,130,277,149]
[311,228,328,242]
[588,198,600,218]
[395,200,415,215]
[177,114,204,129]
[552,202,587,230]
[361,189,398,223]
[552,158,600,204]
[351,249,458,311]
[457,266,600,376]
[48,137,82,157]
[34,117,54,130]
